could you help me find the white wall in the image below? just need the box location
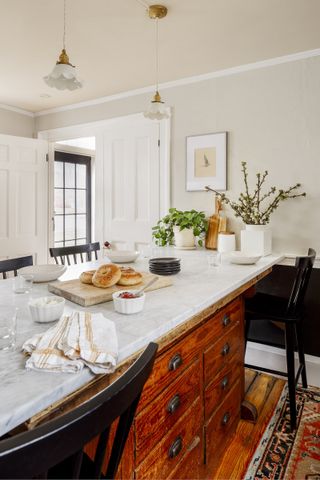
[35,55,320,256]
[0,107,34,138]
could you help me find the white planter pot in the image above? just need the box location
[240,224,272,256]
[173,226,195,248]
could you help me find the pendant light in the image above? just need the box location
[44,0,82,91]
[144,5,170,120]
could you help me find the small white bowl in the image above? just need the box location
[112,290,145,314]
[229,252,261,265]
[29,296,65,323]
[105,250,140,263]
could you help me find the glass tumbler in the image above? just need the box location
[207,252,221,268]
[13,274,34,294]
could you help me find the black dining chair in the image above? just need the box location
[244,248,316,430]
[0,255,33,280]
[0,342,158,480]
[49,242,100,265]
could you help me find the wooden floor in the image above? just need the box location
[215,369,286,480]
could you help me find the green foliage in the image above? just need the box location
[206,162,306,225]
[152,208,208,246]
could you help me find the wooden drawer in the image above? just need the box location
[205,380,241,475]
[168,432,202,480]
[204,322,242,386]
[204,350,242,420]
[135,359,201,464]
[135,397,202,479]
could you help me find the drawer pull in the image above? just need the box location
[221,343,230,356]
[222,315,231,327]
[221,376,229,390]
[167,394,181,414]
[168,436,183,459]
[222,412,231,426]
[168,353,183,371]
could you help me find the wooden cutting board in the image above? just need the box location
[48,272,173,307]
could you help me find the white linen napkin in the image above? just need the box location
[23,312,118,374]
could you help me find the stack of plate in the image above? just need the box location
[149,257,181,276]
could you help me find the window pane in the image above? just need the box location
[76,238,87,245]
[54,216,64,242]
[65,240,76,246]
[54,189,64,214]
[54,162,63,188]
[76,190,86,213]
[54,241,64,247]
[65,162,75,188]
[65,215,75,240]
[77,164,86,188]
[65,189,75,214]
[77,215,87,239]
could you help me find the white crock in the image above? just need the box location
[240,224,272,256]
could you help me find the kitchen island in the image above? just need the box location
[0,250,283,478]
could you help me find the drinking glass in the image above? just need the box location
[13,274,34,294]
[0,305,17,351]
[207,252,221,268]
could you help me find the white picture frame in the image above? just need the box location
[186,132,227,191]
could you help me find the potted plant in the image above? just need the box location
[152,208,208,248]
[206,162,306,255]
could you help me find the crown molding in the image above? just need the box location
[3,48,320,119]
[0,103,34,118]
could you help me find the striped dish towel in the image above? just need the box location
[23,312,118,374]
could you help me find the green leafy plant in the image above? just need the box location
[152,208,208,246]
[206,162,306,225]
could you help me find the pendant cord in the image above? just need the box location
[63,0,66,49]
[155,17,159,92]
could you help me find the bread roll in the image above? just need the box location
[79,270,96,285]
[92,264,121,288]
[117,267,143,286]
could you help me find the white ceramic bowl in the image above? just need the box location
[105,250,140,263]
[29,296,65,323]
[19,264,67,283]
[112,290,145,314]
[229,252,261,265]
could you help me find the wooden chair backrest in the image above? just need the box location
[0,342,158,479]
[49,242,100,265]
[287,248,316,316]
[0,256,33,279]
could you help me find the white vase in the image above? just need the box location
[173,226,195,248]
[240,224,272,256]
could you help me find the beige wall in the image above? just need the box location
[0,108,34,137]
[35,56,320,255]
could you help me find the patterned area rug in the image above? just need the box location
[245,385,320,479]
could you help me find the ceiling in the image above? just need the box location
[1,0,320,113]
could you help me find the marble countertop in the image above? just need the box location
[0,249,283,437]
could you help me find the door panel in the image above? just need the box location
[103,123,160,250]
[0,135,48,264]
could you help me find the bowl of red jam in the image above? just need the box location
[112,290,145,314]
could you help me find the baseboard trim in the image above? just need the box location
[246,342,320,387]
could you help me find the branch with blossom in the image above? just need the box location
[205,162,306,225]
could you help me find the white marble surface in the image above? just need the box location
[0,249,283,437]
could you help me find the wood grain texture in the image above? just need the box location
[48,272,172,306]
[242,372,277,423]
[215,373,285,480]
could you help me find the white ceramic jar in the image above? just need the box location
[217,232,236,253]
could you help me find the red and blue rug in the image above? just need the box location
[245,385,320,479]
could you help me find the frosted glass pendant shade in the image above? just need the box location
[144,91,170,120]
[43,49,82,91]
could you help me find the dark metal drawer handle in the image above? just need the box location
[167,394,181,414]
[221,343,230,356]
[221,376,229,390]
[168,353,183,371]
[222,412,231,426]
[222,315,231,327]
[168,436,183,459]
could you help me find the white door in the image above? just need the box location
[103,123,160,251]
[0,134,48,263]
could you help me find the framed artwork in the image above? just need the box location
[186,132,227,191]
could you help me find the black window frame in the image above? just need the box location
[54,151,92,247]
